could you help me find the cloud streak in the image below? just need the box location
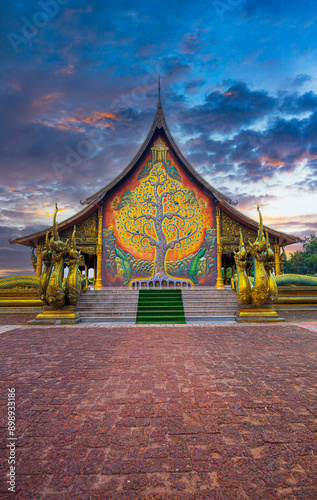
[1,0,317,274]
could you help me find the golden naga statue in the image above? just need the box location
[233,230,251,305]
[38,228,53,304]
[233,205,278,307]
[65,226,88,305]
[39,205,88,309]
[248,205,270,306]
[45,204,69,309]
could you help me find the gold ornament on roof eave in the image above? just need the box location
[153,138,168,148]
[58,211,98,240]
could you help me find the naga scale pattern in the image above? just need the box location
[0,276,39,289]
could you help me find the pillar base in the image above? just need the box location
[94,279,103,290]
[215,278,224,290]
[28,305,80,325]
[236,305,285,323]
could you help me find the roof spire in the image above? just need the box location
[158,73,161,108]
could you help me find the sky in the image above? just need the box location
[1,0,317,276]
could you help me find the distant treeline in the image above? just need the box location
[284,235,317,275]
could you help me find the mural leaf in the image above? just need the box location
[167,165,181,181]
[189,247,206,284]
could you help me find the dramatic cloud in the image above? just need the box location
[279,92,317,115]
[291,74,314,88]
[1,0,317,274]
[181,83,276,135]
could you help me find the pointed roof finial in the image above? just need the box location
[158,73,161,108]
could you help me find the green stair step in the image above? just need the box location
[139,288,181,295]
[137,320,186,324]
[137,299,180,308]
[138,295,182,299]
[138,297,182,301]
[138,311,184,318]
[136,289,186,324]
[139,303,183,311]
[137,315,185,318]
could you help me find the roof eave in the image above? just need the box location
[80,104,164,206]
[80,101,233,207]
[10,201,100,247]
[218,200,299,246]
[11,101,299,249]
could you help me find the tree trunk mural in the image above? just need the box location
[115,161,204,279]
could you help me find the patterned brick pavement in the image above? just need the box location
[0,324,316,499]
[0,314,35,326]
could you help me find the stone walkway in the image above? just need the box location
[0,323,316,499]
[295,323,317,333]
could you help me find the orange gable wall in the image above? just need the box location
[102,136,217,286]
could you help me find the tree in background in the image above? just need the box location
[283,235,317,275]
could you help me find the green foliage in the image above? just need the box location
[221,267,232,279]
[283,235,317,275]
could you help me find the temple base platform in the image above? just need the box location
[236,305,285,323]
[0,289,43,314]
[28,305,80,325]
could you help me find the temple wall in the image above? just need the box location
[101,136,217,287]
[57,212,98,254]
[220,211,276,254]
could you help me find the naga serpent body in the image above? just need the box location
[66,226,87,305]
[39,229,53,304]
[45,205,69,309]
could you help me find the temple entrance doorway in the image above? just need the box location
[222,253,235,286]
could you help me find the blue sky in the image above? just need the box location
[1,0,317,275]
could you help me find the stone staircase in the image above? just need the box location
[182,286,238,323]
[78,286,238,324]
[78,288,139,323]
[136,289,186,324]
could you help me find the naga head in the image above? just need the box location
[52,203,59,241]
[69,225,81,263]
[49,204,68,257]
[249,205,267,259]
[234,230,247,264]
[50,203,59,249]
[265,229,274,261]
[42,227,52,265]
[256,204,267,251]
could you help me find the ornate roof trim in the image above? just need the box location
[10,200,99,247]
[10,94,299,248]
[80,98,234,207]
[219,199,298,245]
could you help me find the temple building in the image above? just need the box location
[11,91,298,289]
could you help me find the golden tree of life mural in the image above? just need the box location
[115,160,205,282]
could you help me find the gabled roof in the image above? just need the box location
[10,91,299,248]
[80,95,235,207]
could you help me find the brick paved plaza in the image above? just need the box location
[0,319,317,499]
